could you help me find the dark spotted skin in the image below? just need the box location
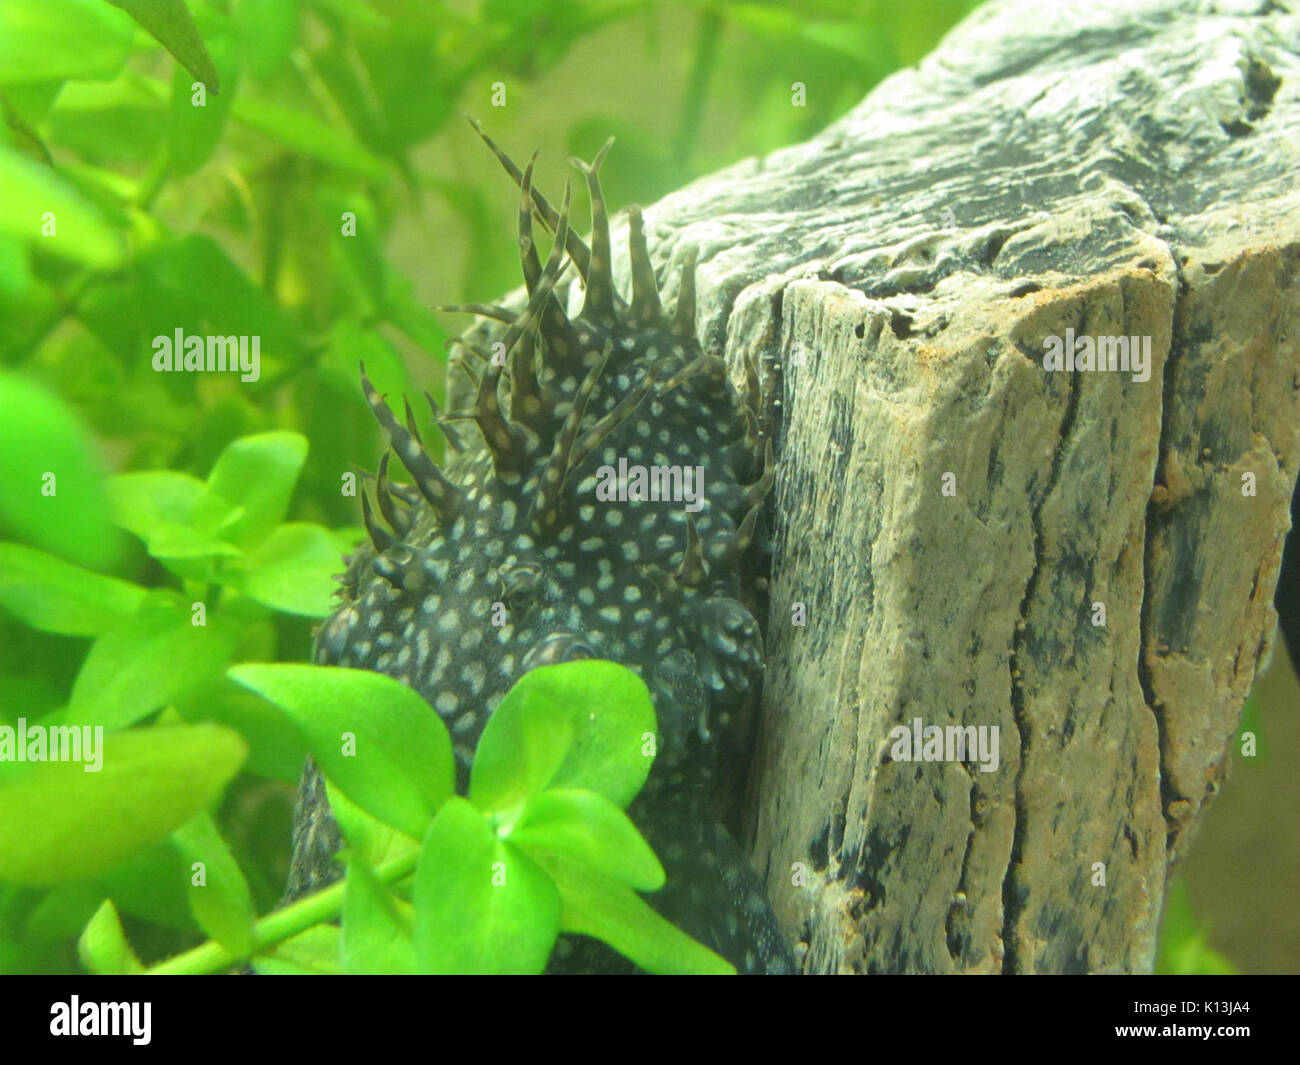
[285,126,792,975]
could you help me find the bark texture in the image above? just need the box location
[458,0,1300,973]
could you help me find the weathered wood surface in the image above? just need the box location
[458,0,1300,973]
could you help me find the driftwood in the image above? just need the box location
[456,0,1300,973]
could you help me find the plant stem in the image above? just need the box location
[144,849,418,975]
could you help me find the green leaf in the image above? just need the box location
[0,0,133,84]
[342,856,416,974]
[107,470,242,563]
[172,811,255,956]
[39,80,167,171]
[470,661,656,815]
[129,234,300,366]
[251,925,342,975]
[230,94,387,180]
[536,852,734,976]
[0,373,121,567]
[0,674,62,730]
[167,37,235,175]
[3,676,69,732]
[174,676,305,783]
[412,797,559,975]
[96,838,193,930]
[235,0,297,80]
[24,882,107,944]
[63,596,241,731]
[508,789,664,892]
[1156,877,1239,975]
[0,542,145,636]
[470,685,576,817]
[0,724,247,884]
[318,192,387,312]
[325,780,417,870]
[239,523,349,617]
[107,0,221,91]
[77,900,145,975]
[0,233,33,297]
[0,145,124,266]
[0,94,49,165]
[2,83,64,134]
[200,432,308,550]
[229,664,453,840]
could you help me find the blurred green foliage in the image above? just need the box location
[1156,877,1237,976]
